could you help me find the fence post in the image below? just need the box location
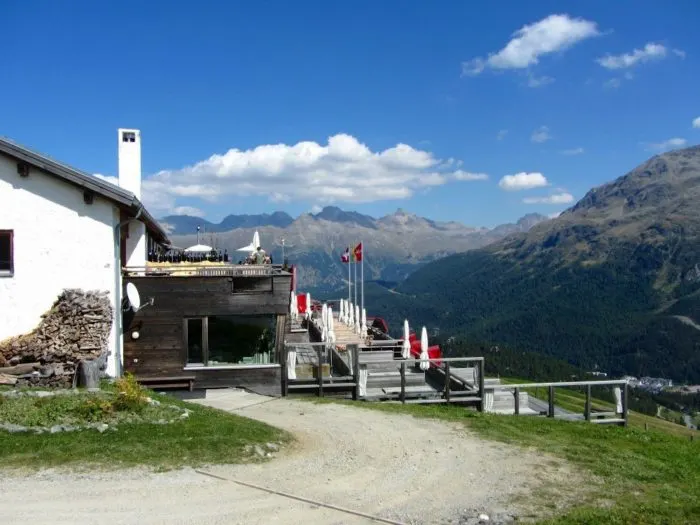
[444,362,451,404]
[316,345,323,397]
[514,387,520,416]
[478,358,485,412]
[281,342,288,397]
[400,361,406,404]
[548,386,555,418]
[584,384,591,422]
[351,344,359,401]
[623,382,629,427]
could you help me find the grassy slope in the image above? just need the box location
[306,399,700,525]
[0,391,290,470]
[500,378,695,438]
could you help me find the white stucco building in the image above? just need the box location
[0,130,169,376]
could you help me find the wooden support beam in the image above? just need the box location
[444,362,451,404]
[514,387,520,416]
[316,345,323,397]
[400,361,407,404]
[584,384,591,422]
[281,343,288,397]
[548,385,555,418]
[623,382,629,427]
[351,344,360,401]
[477,359,485,412]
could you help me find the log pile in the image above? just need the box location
[0,289,113,388]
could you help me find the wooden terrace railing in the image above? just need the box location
[280,341,486,411]
[488,379,630,426]
[122,263,291,277]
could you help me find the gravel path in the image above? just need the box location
[0,389,582,525]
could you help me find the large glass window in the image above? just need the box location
[185,315,276,366]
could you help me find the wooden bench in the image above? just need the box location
[136,375,195,391]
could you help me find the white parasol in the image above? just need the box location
[348,302,354,327]
[419,326,430,371]
[236,230,261,253]
[354,304,361,335]
[305,293,311,319]
[184,243,213,253]
[402,319,411,359]
[361,308,367,337]
[327,306,335,343]
[290,291,297,320]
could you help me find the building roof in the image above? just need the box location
[0,137,170,246]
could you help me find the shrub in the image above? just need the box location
[113,373,148,412]
[73,398,114,421]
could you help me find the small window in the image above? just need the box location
[122,131,136,143]
[0,230,13,276]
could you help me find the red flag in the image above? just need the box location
[353,242,363,262]
[340,247,350,263]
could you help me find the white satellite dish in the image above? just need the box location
[125,282,141,311]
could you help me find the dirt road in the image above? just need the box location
[0,389,580,524]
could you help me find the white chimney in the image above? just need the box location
[118,129,142,198]
[118,128,146,268]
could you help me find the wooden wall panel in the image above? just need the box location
[122,273,292,387]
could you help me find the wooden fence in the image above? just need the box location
[488,379,630,426]
[280,342,485,411]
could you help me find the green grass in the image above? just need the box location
[301,398,700,524]
[0,388,290,470]
[500,377,696,438]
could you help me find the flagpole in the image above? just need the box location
[361,241,364,316]
[347,248,351,309]
[354,249,358,307]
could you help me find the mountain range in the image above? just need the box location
[367,145,700,383]
[164,208,549,294]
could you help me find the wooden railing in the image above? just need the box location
[122,263,291,277]
[280,342,485,411]
[488,379,630,426]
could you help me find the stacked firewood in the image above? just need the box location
[0,289,113,388]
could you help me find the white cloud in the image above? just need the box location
[523,192,575,205]
[172,206,205,217]
[693,117,700,129]
[596,42,671,69]
[561,147,584,155]
[132,134,482,216]
[462,14,599,75]
[452,170,489,181]
[646,137,687,152]
[673,49,686,59]
[604,78,622,89]
[527,73,555,88]
[531,126,552,143]
[310,204,323,214]
[499,172,549,191]
[548,211,562,219]
[496,129,509,140]
[93,173,119,186]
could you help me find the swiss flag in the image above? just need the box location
[340,247,350,263]
[353,242,363,262]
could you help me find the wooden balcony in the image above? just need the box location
[122,262,291,278]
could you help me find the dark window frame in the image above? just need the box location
[184,317,208,365]
[0,230,13,277]
[183,315,277,366]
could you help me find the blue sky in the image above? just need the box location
[2,0,699,227]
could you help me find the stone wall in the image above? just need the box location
[0,289,113,387]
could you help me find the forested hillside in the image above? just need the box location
[369,146,700,382]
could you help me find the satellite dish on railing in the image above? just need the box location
[125,282,141,311]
